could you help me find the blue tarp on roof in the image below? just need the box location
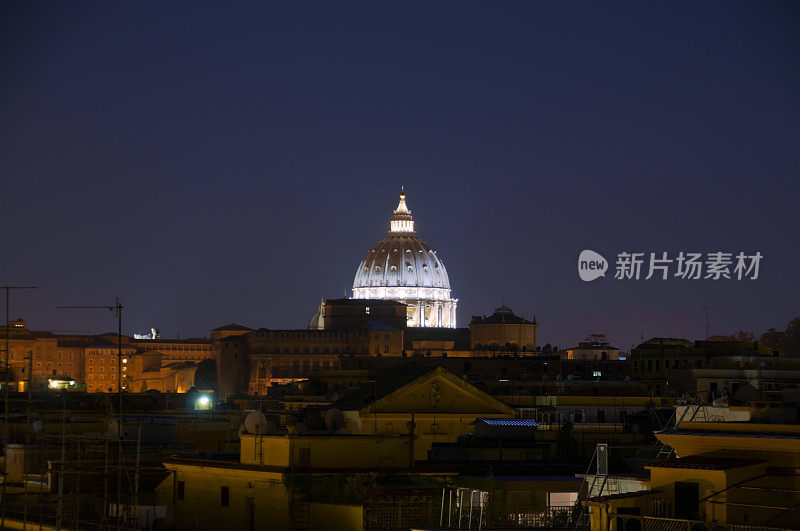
[473,418,540,427]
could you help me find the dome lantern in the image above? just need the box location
[390,188,415,233]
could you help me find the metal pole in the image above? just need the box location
[458,489,464,529]
[448,489,452,528]
[134,421,141,522]
[57,397,66,530]
[116,299,123,531]
[478,492,484,531]
[467,490,475,529]
[440,487,445,527]
[74,437,80,531]
[57,300,123,528]
[2,287,7,531]
[102,439,109,529]
[22,463,28,530]
[1,285,37,530]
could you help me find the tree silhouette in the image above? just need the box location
[761,317,800,356]
[194,359,217,390]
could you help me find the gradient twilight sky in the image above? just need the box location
[1,2,798,348]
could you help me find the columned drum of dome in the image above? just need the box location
[352,192,458,328]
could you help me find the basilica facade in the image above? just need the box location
[352,191,458,328]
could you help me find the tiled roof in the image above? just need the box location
[210,323,253,332]
[471,307,536,325]
[332,364,438,411]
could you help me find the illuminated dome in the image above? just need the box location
[352,191,457,328]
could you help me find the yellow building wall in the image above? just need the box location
[241,434,413,469]
[357,412,500,460]
[646,467,728,523]
[368,330,404,356]
[342,368,516,460]
[157,464,291,531]
[240,434,291,466]
[309,503,363,531]
[656,430,800,467]
[470,322,537,350]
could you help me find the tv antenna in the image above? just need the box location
[701,307,710,339]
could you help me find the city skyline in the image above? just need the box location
[2,2,798,347]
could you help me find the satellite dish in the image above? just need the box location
[244,412,268,435]
[567,374,573,382]
[324,408,345,432]
[294,422,308,435]
[32,420,43,432]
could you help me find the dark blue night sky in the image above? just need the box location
[1,2,798,348]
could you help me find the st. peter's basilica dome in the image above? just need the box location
[352,191,457,328]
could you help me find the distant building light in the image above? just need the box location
[195,394,212,411]
[133,327,161,340]
[48,377,75,390]
[592,370,602,377]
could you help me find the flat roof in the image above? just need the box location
[660,429,800,440]
[588,490,661,502]
[647,456,765,471]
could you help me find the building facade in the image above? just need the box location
[470,306,538,353]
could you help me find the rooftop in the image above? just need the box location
[472,418,539,427]
[210,323,253,332]
[332,364,435,411]
[326,298,406,307]
[647,455,765,471]
[471,306,536,325]
[659,428,800,440]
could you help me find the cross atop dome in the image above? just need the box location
[390,189,415,233]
